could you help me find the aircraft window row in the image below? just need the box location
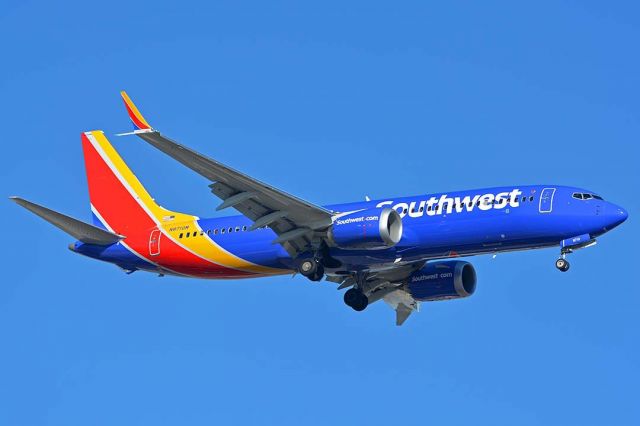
[178,225,252,239]
[572,192,603,201]
[406,195,536,213]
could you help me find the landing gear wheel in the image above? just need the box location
[298,259,324,281]
[555,258,570,272]
[343,288,369,311]
[352,293,369,311]
[344,288,359,307]
[309,265,325,282]
[299,259,317,277]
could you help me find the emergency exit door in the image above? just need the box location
[539,188,556,213]
[149,229,161,256]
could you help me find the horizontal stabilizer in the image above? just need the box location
[9,197,124,245]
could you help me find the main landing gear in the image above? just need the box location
[343,288,369,311]
[555,256,570,272]
[297,242,341,282]
[298,258,325,282]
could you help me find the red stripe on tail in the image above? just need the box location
[81,133,252,278]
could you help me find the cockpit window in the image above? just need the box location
[573,192,603,201]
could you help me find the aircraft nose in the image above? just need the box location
[617,206,629,223]
[605,203,628,229]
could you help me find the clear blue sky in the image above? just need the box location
[1,1,638,425]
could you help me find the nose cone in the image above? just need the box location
[605,203,628,230]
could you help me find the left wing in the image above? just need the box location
[119,91,424,325]
[119,91,333,257]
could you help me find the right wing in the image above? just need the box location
[328,261,424,326]
[119,91,334,257]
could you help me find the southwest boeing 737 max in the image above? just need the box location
[11,92,629,325]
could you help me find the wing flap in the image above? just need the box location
[395,304,414,326]
[328,262,425,325]
[383,289,420,326]
[10,197,124,245]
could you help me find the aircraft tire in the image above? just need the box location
[298,259,318,277]
[344,288,368,311]
[309,265,325,282]
[352,292,369,311]
[344,288,359,307]
[555,258,570,272]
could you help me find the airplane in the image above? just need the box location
[10,92,629,325]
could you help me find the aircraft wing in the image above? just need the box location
[327,261,424,325]
[119,91,333,257]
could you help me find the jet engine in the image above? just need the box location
[407,261,477,301]
[328,208,403,250]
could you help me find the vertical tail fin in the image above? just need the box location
[81,131,188,235]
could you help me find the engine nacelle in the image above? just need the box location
[328,208,403,250]
[407,261,477,301]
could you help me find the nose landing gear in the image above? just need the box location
[555,256,570,272]
[554,235,598,272]
[555,243,575,272]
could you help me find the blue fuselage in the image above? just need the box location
[76,185,628,276]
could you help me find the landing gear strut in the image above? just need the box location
[343,288,369,311]
[298,259,324,281]
[555,256,570,272]
[297,242,339,282]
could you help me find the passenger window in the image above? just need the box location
[221,228,225,234]
[179,233,183,238]
[214,229,218,235]
[529,196,534,202]
[228,227,233,233]
[235,227,240,232]
[242,226,247,231]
